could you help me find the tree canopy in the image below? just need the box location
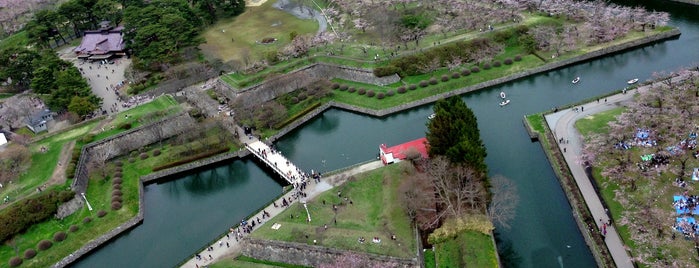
[427,96,487,173]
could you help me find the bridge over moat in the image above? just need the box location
[244,139,306,187]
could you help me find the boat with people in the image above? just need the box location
[499,99,510,107]
[428,113,436,120]
[627,78,639,84]
[572,76,580,84]
[500,91,506,99]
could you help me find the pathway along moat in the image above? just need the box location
[73,0,699,267]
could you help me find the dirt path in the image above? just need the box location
[46,140,76,187]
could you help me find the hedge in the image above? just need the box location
[0,190,74,243]
[24,248,37,259]
[37,240,53,251]
[54,231,67,242]
[9,257,22,267]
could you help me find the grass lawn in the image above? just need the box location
[0,121,98,203]
[92,95,181,141]
[0,30,29,50]
[0,92,15,99]
[199,0,318,64]
[575,107,625,137]
[433,230,498,268]
[525,114,546,134]
[251,163,416,259]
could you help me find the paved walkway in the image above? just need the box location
[546,90,636,268]
[179,160,384,268]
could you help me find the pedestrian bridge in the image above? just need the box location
[245,140,304,186]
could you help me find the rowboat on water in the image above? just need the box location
[627,78,639,84]
[500,91,506,99]
[499,99,510,107]
[428,113,436,120]
[572,77,580,84]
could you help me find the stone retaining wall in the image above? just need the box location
[71,113,195,194]
[218,63,400,105]
[241,238,418,268]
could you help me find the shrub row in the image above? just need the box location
[0,190,74,242]
[152,147,230,172]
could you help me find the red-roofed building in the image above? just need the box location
[379,137,429,165]
[74,23,125,60]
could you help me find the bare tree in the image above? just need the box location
[89,141,117,178]
[488,175,519,229]
[0,143,31,184]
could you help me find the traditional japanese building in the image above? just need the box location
[74,21,125,60]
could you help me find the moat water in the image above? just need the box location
[73,0,699,267]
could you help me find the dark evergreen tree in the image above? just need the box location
[426,96,487,172]
[0,47,41,90]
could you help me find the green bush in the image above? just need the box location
[37,240,52,251]
[9,256,22,267]
[117,122,132,130]
[53,231,67,242]
[66,162,76,178]
[80,134,95,143]
[367,90,375,97]
[24,248,37,259]
[373,66,401,77]
[0,190,74,242]
[69,225,79,232]
[97,210,107,218]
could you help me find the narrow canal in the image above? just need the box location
[73,0,699,267]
